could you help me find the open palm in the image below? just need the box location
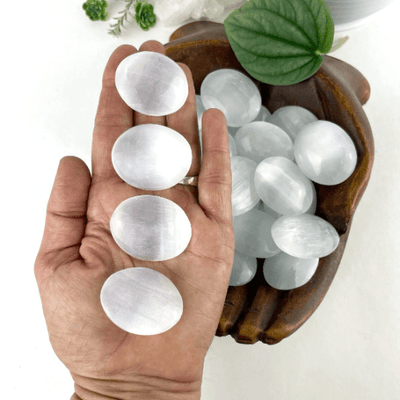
[34,42,234,399]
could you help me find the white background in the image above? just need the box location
[2,1,400,399]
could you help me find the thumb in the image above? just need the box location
[35,156,91,278]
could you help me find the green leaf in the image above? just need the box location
[223,0,334,85]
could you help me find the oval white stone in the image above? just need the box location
[100,267,183,335]
[270,106,318,141]
[229,250,258,286]
[231,156,260,216]
[235,121,294,163]
[115,51,188,116]
[271,214,340,258]
[200,69,261,127]
[254,157,314,215]
[233,208,281,258]
[263,252,319,290]
[294,120,358,185]
[112,124,192,191]
[110,195,192,261]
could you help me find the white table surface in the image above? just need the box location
[2,1,400,399]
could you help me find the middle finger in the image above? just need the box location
[134,41,201,178]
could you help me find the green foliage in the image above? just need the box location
[108,0,156,37]
[82,0,108,21]
[135,2,156,31]
[224,0,334,85]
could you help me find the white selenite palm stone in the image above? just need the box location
[254,157,314,216]
[100,268,183,335]
[233,208,281,258]
[200,69,261,127]
[270,106,318,141]
[115,51,188,116]
[263,253,319,290]
[271,214,340,258]
[231,156,260,216]
[229,250,258,286]
[112,124,192,191]
[294,121,358,185]
[110,196,192,261]
[235,121,294,163]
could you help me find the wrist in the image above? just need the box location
[71,372,201,400]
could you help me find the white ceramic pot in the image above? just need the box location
[323,0,397,31]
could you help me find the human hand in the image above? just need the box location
[34,41,235,400]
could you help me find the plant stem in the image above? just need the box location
[108,0,136,37]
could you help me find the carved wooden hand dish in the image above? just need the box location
[164,21,374,345]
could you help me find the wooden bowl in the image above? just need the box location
[164,21,374,345]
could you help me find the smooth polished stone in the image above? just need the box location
[271,214,340,258]
[294,121,358,185]
[233,208,281,258]
[229,250,258,286]
[195,94,206,129]
[200,69,261,127]
[263,253,319,290]
[231,156,260,216]
[228,134,237,157]
[100,268,183,335]
[269,106,318,141]
[110,196,192,261]
[115,51,188,116]
[112,124,192,191]
[253,105,272,122]
[235,121,294,163]
[254,157,314,215]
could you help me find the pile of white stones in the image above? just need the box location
[197,68,357,291]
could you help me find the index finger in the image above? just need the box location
[92,45,137,180]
